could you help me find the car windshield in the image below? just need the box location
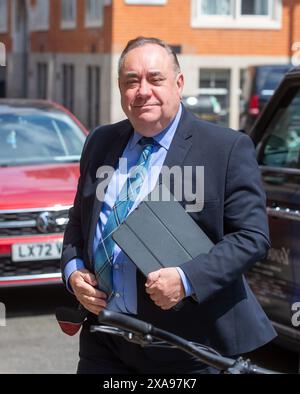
[258,66,291,94]
[261,88,300,168]
[0,108,86,166]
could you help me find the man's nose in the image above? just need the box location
[137,79,151,97]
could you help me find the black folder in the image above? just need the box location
[112,184,214,277]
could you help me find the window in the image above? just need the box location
[241,0,268,15]
[199,69,230,127]
[87,66,101,129]
[0,0,7,33]
[61,0,77,29]
[261,88,300,169]
[239,68,246,114]
[0,66,6,97]
[85,0,104,27]
[30,0,49,31]
[200,0,232,15]
[37,63,48,100]
[0,42,5,67]
[125,0,167,4]
[62,64,75,112]
[192,0,282,29]
[0,110,85,166]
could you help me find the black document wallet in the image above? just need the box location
[112,186,214,277]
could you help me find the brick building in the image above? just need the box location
[0,0,299,130]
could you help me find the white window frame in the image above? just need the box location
[0,0,8,33]
[85,0,104,28]
[61,0,77,30]
[191,0,282,29]
[125,0,167,5]
[29,0,50,32]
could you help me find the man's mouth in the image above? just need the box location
[132,103,160,108]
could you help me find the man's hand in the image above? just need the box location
[69,268,107,315]
[145,267,185,310]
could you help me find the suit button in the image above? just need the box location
[114,264,119,270]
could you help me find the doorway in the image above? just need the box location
[12,0,29,97]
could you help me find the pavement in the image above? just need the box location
[0,285,79,374]
[0,313,79,374]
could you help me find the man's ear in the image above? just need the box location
[176,73,184,97]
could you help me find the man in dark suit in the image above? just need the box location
[61,37,276,373]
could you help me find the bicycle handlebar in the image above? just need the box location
[97,310,281,374]
[98,309,153,336]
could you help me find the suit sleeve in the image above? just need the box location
[179,133,270,304]
[60,132,93,281]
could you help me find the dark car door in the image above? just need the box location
[248,69,300,350]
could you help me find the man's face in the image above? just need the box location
[118,44,184,136]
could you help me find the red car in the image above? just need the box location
[0,99,88,286]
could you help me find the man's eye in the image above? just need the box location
[151,78,164,84]
[126,80,139,86]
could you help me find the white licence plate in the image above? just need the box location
[12,241,63,262]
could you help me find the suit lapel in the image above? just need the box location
[164,106,193,167]
[87,124,133,263]
[162,107,193,196]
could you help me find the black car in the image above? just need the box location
[247,66,300,352]
[240,64,293,133]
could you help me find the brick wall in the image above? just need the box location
[30,0,112,53]
[112,0,297,57]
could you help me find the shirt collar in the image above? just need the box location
[129,104,182,151]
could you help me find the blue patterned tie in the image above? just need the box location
[94,137,156,299]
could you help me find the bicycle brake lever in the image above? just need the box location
[90,325,154,346]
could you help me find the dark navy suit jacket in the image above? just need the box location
[61,106,277,356]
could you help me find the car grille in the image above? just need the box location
[0,255,61,277]
[0,207,70,237]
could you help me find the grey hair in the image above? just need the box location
[118,36,181,76]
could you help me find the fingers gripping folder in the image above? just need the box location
[112,183,214,278]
